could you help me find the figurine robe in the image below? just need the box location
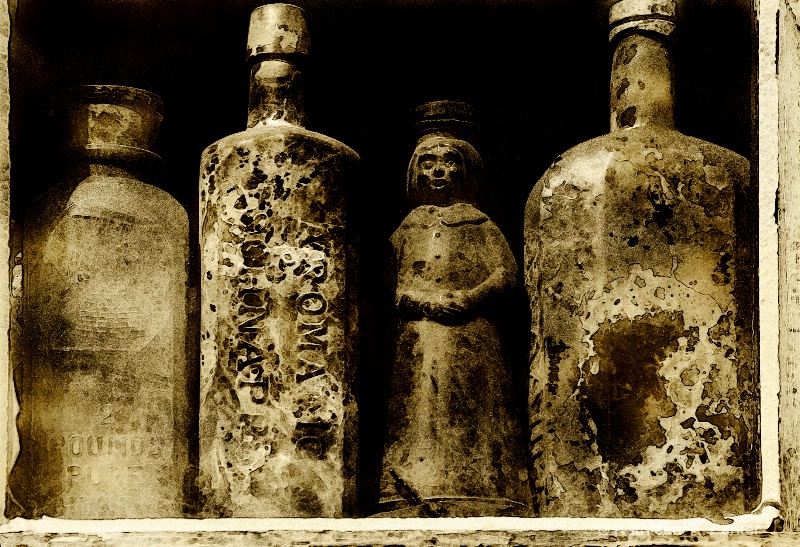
[379,202,530,515]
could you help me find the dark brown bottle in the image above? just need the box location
[524,0,757,518]
[9,85,189,518]
[198,3,360,517]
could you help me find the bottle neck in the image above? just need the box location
[610,33,675,131]
[247,59,307,128]
[62,158,160,185]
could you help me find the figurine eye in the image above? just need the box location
[443,152,460,168]
[419,155,436,170]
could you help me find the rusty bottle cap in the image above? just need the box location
[52,85,164,166]
[609,0,677,42]
[413,100,479,142]
[247,3,310,61]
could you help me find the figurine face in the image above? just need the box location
[412,143,465,206]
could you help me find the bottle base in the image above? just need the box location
[371,496,530,517]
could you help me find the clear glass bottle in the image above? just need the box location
[198,3,360,517]
[9,85,189,518]
[524,0,757,518]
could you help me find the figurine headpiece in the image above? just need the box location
[407,101,483,205]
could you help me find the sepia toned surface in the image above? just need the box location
[0,0,788,543]
[2,0,755,520]
[0,527,795,547]
[524,2,759,519]
[778,0,800,531]
[0,0,11,524]
[378,102,531,517]
[7,86,189,518]
[198,4,360,518]
[526,125,758,519]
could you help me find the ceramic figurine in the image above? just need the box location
[378,101,531,517]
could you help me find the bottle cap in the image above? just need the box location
[51,85,164,165]
[609,0,676,42]
[413,100,479,141]
[247,3,310,61]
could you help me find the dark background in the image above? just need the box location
[8,0,754,515]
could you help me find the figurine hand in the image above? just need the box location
[398,290,472,321]
[429,290,472,320]
[397,290,427,319]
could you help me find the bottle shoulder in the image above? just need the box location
[30,173,187,219]
[533,126,749,192]
[201,124,360,163]
[70,175,189,232]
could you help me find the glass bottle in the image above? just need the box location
[198,3,360,517]
[9,85,189,518]
[524,0,757,518]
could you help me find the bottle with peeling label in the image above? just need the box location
[523,0,757,518]
[198,3,360,517]
[9,85,189,518]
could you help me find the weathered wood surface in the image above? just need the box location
[779,0,800,532]
[0,0,11,525]
[0,528,793,547]
[759,0,782,521]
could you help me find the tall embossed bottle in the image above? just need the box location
[198,4,360,517]
[9,86,189,518]
[524,0,757,518]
